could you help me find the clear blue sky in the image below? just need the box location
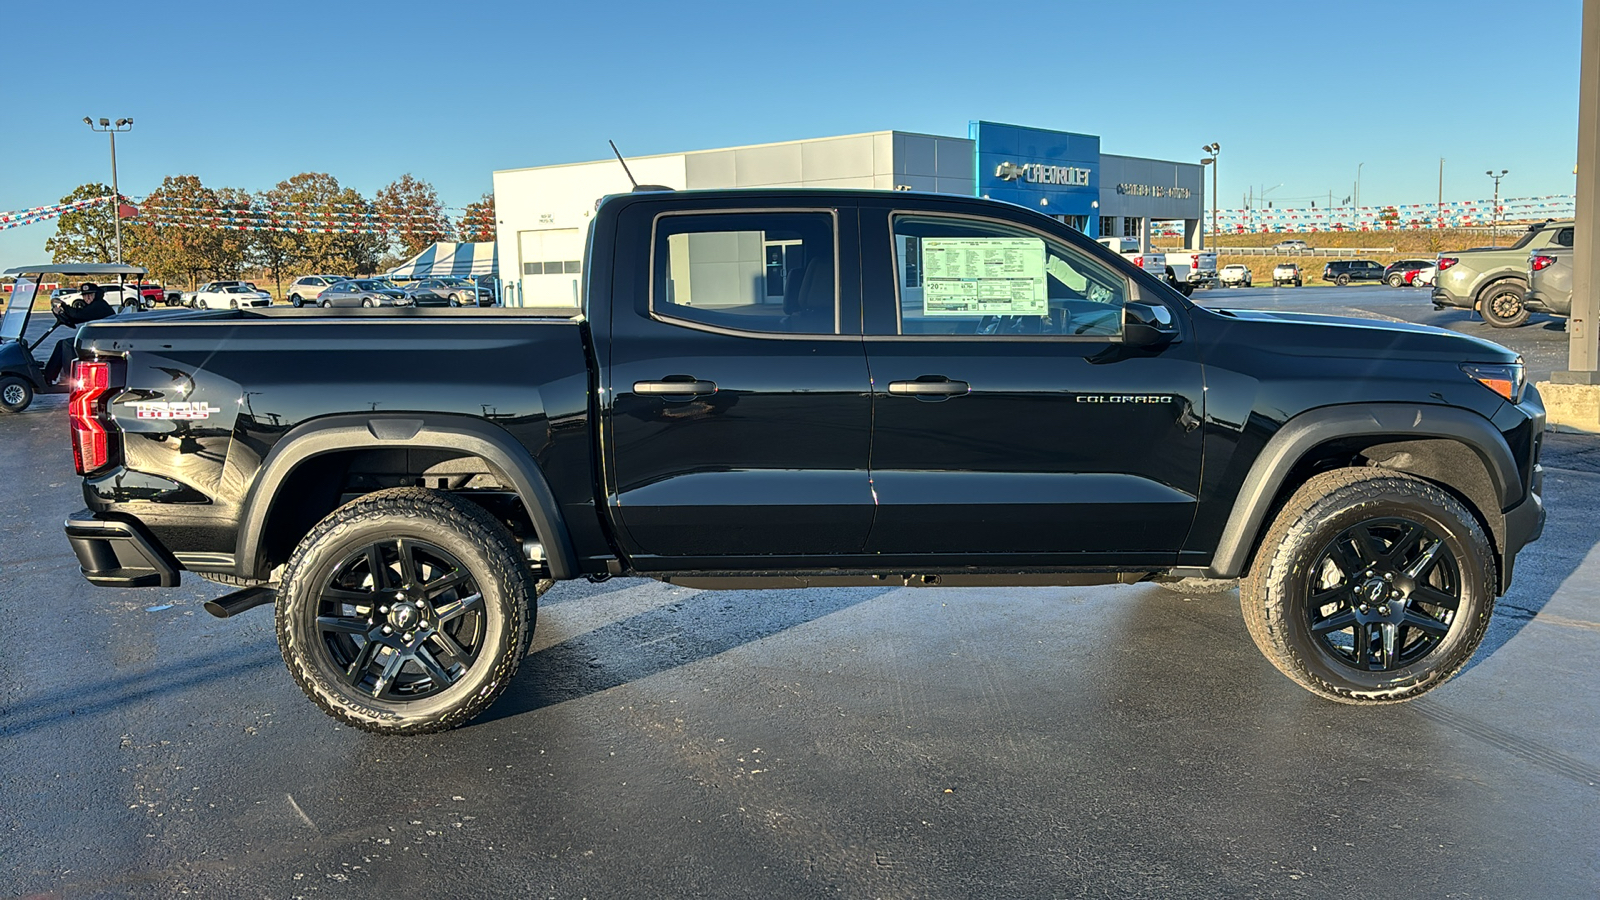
[1,0,1585,266]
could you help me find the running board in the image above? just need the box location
[203,586,277,619]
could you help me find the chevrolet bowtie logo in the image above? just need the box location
[995,161,1027,181]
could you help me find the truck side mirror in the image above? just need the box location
[1123,301,1178,347]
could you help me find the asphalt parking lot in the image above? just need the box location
[3,288,1598,898]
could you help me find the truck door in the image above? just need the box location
[858,202,1205,565]
[602,204,874,567]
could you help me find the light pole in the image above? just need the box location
[1485,169,1509,245]
[1355,162,1365,210]
[1201,142,1219,248]
[82,116,133,264]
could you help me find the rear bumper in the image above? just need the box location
[64,509,182,588]
[1431,286,1471,309]
[1523,289,1569,316]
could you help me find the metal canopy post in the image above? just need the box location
[1556,0,1600,385]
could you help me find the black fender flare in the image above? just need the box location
[1207,403,1521,578]
[235,413,578,581]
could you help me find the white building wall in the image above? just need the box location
[492,131,977,307]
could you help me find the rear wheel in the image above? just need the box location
[1479,282,1530,328]
[320,298,332,308]
[1386,273,1404,287]
[1240,468,1494,704]
[275,488,547,734]
[1336,274,1351,286]
[0,376,33,413]
[196,297,208,309]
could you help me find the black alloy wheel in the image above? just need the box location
[276,488,545,733]
[1302,517,1460,671]
[1241,468,1493,703]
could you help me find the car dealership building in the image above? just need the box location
[492,121,1204,307]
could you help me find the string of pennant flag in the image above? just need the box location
[0,196,108,231]
[1205,194,1576,232]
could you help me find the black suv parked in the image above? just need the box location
[1324,259,1387,285]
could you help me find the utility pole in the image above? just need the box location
[1438,158,1445,228]
[1485,169,1509,246]
[1554,0,1599,387]
[1356,162,1365,210]
[83,117,133,264]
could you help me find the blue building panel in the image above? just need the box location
[970,121,1100,226]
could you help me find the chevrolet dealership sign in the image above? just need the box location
[994,161,1091,186]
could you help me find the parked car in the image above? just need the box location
[1163,250,1218,290]
[1273,239,1310,252]
[404,277,489,307]
[1525,247,1573,319]
[1323,260,1386,286]
[1383,259,1434,287]
[60,187,1546,734]
[1432,219,1575,328]
[317,278,412,308]
[1411,265,1437,288]
[1272,263,1303,287]
[287,275,348,308]
[191,284,272,309]
[1218,264,1252,287]
[181,281,256,307]
[56,282,148,311]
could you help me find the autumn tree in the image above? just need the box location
[457,192,496,244]
[376,174,453,258]
[262,173,384,275]
[125,175,222,287]
[46,183,118,264]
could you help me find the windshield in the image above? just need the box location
[1,279,39,341]
[353,280,397,291]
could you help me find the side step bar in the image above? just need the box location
[204,586,277,619]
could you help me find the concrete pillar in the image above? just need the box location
[1544,0,1600,431]
[1185,218,1202,249]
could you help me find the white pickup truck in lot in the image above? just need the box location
[1162,248,1218,289]
[1094,237,1166,277]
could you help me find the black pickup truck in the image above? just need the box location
[63,188,1546,734]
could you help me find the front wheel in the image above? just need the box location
[1240,468,1494,704]
[291,294,303,308]
[0,375,33,413]
[275,487,547,734]
[321,299,332,308]
[1480,282,1530,328]
[448,294,460,307]
[361,298,375,308]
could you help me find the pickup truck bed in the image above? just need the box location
[63,188,1546,733]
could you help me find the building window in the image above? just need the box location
[1099,216,1116,238]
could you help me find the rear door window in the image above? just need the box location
[653,211,837,335]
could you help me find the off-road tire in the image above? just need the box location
[1,376,33,413]
[1240,468,1494,704]
[1336,274,1351,286]
[1386,273,1404,287]
[1479,281,1530,328]
[275,487,547,734]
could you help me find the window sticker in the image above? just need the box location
[920,237,1047,317]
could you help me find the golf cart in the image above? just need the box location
[1,263,146,413]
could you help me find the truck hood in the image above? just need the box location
[1205,307,1520,363]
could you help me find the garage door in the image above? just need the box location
[518,229,582,307]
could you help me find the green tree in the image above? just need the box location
[125,175,218,287]
[250,189,302,297]
[331,186,387,275]
[376,174,453,258]
[263,172,347,275]
[45,183,118,264]
[457,192,496,244]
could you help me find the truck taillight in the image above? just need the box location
[1437,257,1458,272]
[70,359,117,475]
[1531,255,1556,272]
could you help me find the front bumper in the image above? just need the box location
[65,509,181,587]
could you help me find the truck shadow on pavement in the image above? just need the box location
[478,585,899,725]
[1466,433,1600,671]
[0,644,280,738]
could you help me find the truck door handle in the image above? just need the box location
[633,379,718,396]
[887,378,970,397]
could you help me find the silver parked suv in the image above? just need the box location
[287,275,348,308]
